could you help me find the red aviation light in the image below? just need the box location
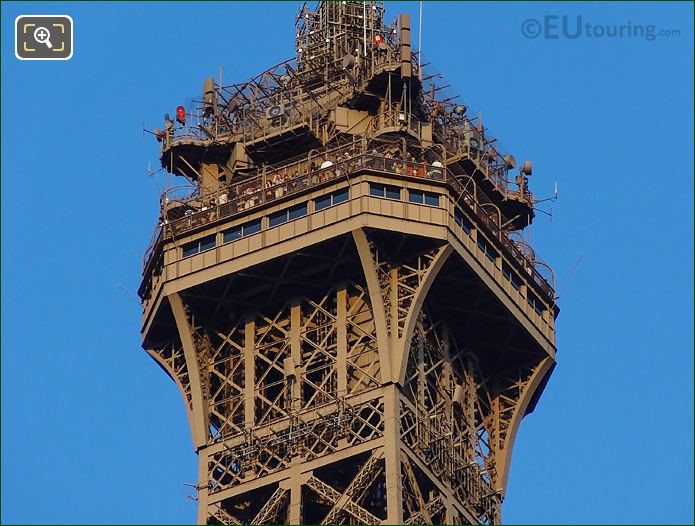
[373,34,383,45]
[175,105,186,125]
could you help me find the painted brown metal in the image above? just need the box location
[140,2,557,524]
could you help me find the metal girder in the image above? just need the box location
[401,452,433,524]
[306,475,381,525]
[251,486,289,525]
[321,450,384,524]
[404,496,445,525]
[151,235,554,524]
[209,503,243,525]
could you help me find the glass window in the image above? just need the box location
[424,192,440,206]
[182,241,199,258]
[222,219,262,244]
[370,183,386,197]
[243,219,262,236]
[409,190,439,206]
[268,210,288,227]
[316,188,349,211]
[289,203,308,220]
[455,209,472,234]
[223,226,242,243]
[477,237,497,262]
[199,235,216,252]
[268,202,308,228]
[503,262,522,291]
[370,183,400,200]
[333,187,349,203]
[408,190,424,203]
[183,235,216,258]
[385,185,401,200]
[527,292,544,316]
[315,194,332,211]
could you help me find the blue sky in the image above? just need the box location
[2,1,693,524]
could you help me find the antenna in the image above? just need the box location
[557,254,583,299]
[183,483,200,502]
[118,283,142,306]
[418,1,423,80]
[363,1,367,57]
[147,161,164,178]
[533,181,559,205]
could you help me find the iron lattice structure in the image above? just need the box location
[140,2,558,524]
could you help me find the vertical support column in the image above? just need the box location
[197,450,209,525]
[289,301,304,524]
[441,325,454,476]
[291,302,302,411]
[444,498,454,525]
[417,332,425,414]
[389,268,399,340]
[336,287,348,397]
[488,379,501,489]
[399,14,412,79]
[352,229,392,382]
[286,468,303,525]
[383,384,403,525]
[170,292,208,449]
[244,317,255,429]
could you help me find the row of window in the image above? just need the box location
[527,291,544,316]
[369,183,442,207]
[223,217,262,243]
[456,207,545,316]
[454,209,473,235]
[182,188,350,258]
[180,183,546,318]
[477,236,499,263]
[316,187,349,210]
[269,203,308,227]
[182,234,217,258]
[502,261,523,292]
[409,189,440,206]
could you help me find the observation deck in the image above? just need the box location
[140,143,556,353]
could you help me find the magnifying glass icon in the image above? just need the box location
[33,26,53,49]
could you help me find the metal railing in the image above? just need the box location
[368,109,423,140]
[160,41,414,154]
[142,147,553,302]
[444,129,510,192]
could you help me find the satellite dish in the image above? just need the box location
[503,154,517,169]
[268,106,284,119]
[453,105,467,115]
[521,160,533,175]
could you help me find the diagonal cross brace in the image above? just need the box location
[306,476,381,525]
[210,504,243,525]
[251,486,289,525]
[321,451,385,525]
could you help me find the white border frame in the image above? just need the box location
[15,15,74,61]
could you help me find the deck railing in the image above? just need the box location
[142,147,553,301]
